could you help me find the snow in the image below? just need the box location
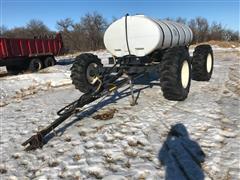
[0,49,239,179]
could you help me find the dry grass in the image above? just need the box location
[192,40,240,48]
[92,108,118,120]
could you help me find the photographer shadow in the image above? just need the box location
[159,123,205,180]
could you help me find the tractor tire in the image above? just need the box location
[70,53,103,93]
[192,44,213,81]
[29,58,43,72]
[44,57,56,68]
[160,46,191,101]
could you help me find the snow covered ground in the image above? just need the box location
[0,48,239,179]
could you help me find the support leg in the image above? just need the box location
[129,77,137,106]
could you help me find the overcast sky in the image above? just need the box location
[1,0,239,31]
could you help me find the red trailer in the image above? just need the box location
[0,33,63,74]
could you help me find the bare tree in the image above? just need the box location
[188,17,209,43]
[209,22,224,40]
[2,27,31,38]
[188,19,197,43]
[56,13,107,52]
[56,18,78,52]
[71,23,88,51]
[224,30,239,41]
[26,19,50,36]
[0,25,8,36]
[196,17,209,42]
[56,18,73,32]
[81,12,108,50]
[176,17,187,24]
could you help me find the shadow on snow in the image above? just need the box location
[44,71,160,143]
[159,123,205,180]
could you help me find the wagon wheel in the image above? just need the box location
[160,46,191,101]
[70,53,103,93]
[192,44,214,81]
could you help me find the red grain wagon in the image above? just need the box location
[0,33,63,74]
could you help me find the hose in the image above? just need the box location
[93,77,103,93]
[125,13,131,55]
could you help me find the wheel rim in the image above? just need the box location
[181,60,190,88]
[86,63,100,84]
[206,53,212,73]
[34,61,41,70]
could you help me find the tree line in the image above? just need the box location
[0,12,239,53]
[168,17,239,43]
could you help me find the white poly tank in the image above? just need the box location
[104,15,193,57]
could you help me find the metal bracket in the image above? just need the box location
[129,76,138,106]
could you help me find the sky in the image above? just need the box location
[1,0,239,31]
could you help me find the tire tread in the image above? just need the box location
[160,47,191,101]
[70,53,102,93]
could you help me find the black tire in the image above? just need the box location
[44,57,56,67]
[6,65,24,75]
[70,53,103,93]
[29,58,43,72]
[160,47,191,101]
[192,44,214,81]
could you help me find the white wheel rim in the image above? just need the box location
[33,61,41,70]
[181,60,190,88]
[86,63,98,84]
[207,54,212,73]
